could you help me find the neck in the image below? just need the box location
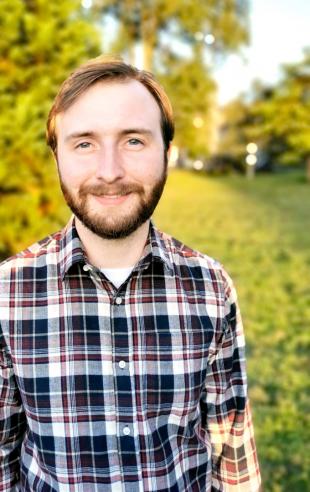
[75,218,150,269]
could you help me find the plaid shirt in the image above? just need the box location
[0,219,261,491]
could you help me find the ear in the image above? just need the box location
[166,144,179,168]
[167,144,172,161]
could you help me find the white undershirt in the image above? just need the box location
[100,266,134,289]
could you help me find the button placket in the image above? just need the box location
[112,292,138,473]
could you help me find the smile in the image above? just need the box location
[92,193,131,206]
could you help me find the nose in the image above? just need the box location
[95,145,125,183]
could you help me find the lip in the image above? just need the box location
[92,193,131,206]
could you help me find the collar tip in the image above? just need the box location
[165,265,174,276]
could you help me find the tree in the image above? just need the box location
[94,0,250,70]
[248,49,310,179]
[214,97,251,172]
[0,0,101,258]
[215,49,310,177]
[159,53,216,159]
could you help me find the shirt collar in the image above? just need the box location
[138,221,174,275]
[59,218,174,279]
[59,217,86,279]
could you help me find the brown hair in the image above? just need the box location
[46,55,174,153]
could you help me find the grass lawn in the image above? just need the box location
[154,169,310,491]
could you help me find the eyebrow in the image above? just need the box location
[120,128,153,137]
[65,131,97,143]
[65,128,154,142]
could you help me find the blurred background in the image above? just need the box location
[0,1,309,490]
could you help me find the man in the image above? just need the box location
[0,56,261,491]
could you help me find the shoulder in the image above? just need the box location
[157,228,234,298]
[0,230,62,279]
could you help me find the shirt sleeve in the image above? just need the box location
[0,334,26,491]
[203,269,261,491]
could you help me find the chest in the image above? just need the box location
[5,271,224,421]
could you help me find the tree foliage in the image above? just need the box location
[0,0,100,258]
[94,0,249,68]
[159,54,216,158]
[216,49,310,176]
[249,49,310,167]
[215,97,250,170]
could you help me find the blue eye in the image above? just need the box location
[128,138,143,146]
[77,142,91,149]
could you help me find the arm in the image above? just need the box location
[203,270,261,491]
[0,336,26,491]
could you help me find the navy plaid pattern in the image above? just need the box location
[0,219,261,491]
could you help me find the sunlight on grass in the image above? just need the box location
[154,169,310,491]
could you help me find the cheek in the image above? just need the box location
[57,154,90,187]
[130,151,165,183]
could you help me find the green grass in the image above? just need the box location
[154,169,310,491]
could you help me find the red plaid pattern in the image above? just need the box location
[0,219,261,491]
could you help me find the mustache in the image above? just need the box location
[79,182,143,197]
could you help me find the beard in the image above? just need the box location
[59,169,167,240]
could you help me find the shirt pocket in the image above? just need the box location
[140,296,216,422]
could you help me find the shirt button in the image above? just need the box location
[115,296,123,305]
[83,264,91,272]
[123,426,131,436]
[119,360,126,369]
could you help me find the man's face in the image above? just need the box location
[55,80,167,239]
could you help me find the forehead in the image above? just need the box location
[56,79,162,136]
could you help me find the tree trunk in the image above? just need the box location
[128,43,136,66]
[141,7,156,71]
[142,40,154,72]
